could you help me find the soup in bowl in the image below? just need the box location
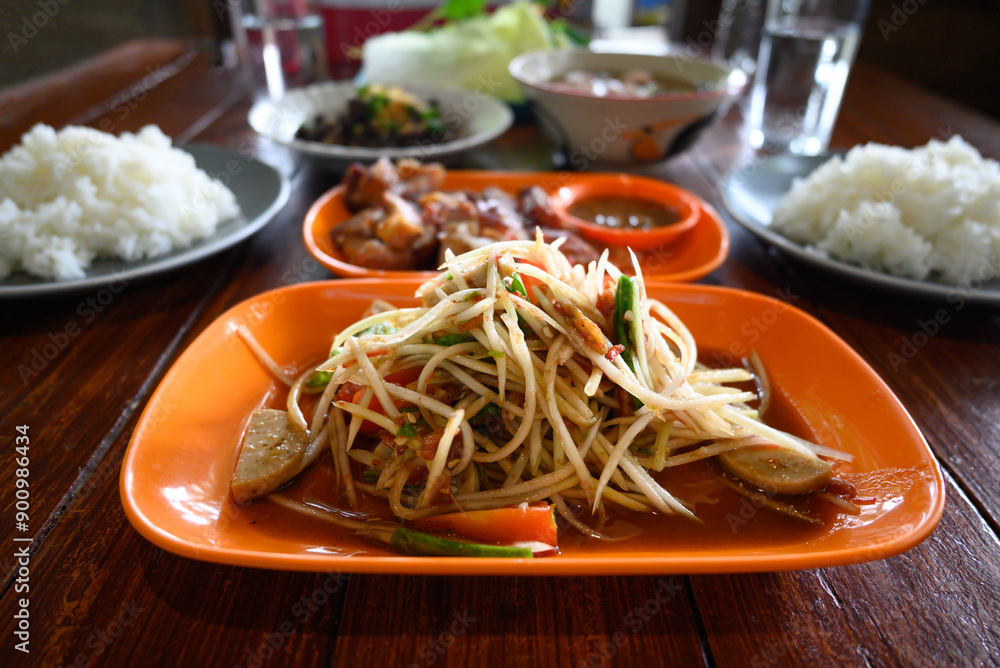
[510,50,747,165]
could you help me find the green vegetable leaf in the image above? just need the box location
[306,370,332,388]
[613,275,644,409]
[433,333,474,346]
[368,95,389,117]
[549,18,590,46]
[504,271,528,299]
[438,0,489,21]
[358,323,397,337]
[613,275,637,361]
[376,119,401,134]
[471,402,502,423]
[397,423,418,438]
[425,117,448,136]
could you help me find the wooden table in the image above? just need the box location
[3,40,999,667]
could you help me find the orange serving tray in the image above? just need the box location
[303,171,729,283]
[121,279,944,574]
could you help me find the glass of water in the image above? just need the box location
[232,0,329,99]
[746,0,871,155]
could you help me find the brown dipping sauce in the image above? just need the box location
[568,196,682,230]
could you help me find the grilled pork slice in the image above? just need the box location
[343,157,445,212]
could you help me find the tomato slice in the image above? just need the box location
[413,505,558,548]
[516,259,547,304]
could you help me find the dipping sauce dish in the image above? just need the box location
[550,174,701,250]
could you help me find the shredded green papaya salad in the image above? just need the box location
[232,233,856,557]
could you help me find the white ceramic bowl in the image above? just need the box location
[509,50,746,166]
[248,81,514,168]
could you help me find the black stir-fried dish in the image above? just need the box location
[295,84,458,148]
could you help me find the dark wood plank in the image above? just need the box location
[0,39,189,151]
[841,61,1000,159]
[332,575,708,668]
[0,245,241,581]
[70,49,250,143]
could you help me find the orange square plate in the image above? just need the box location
[303,171,729,283]
[120,279,944,574]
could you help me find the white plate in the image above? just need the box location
[0,144,289,298]
[248,81,514,168]
[719,152,1000,305]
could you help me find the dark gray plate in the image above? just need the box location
[719,152,1000,305]
[0,144,290,298]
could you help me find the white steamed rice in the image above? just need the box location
[771,136,1000,285]
[0,124,240,281]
